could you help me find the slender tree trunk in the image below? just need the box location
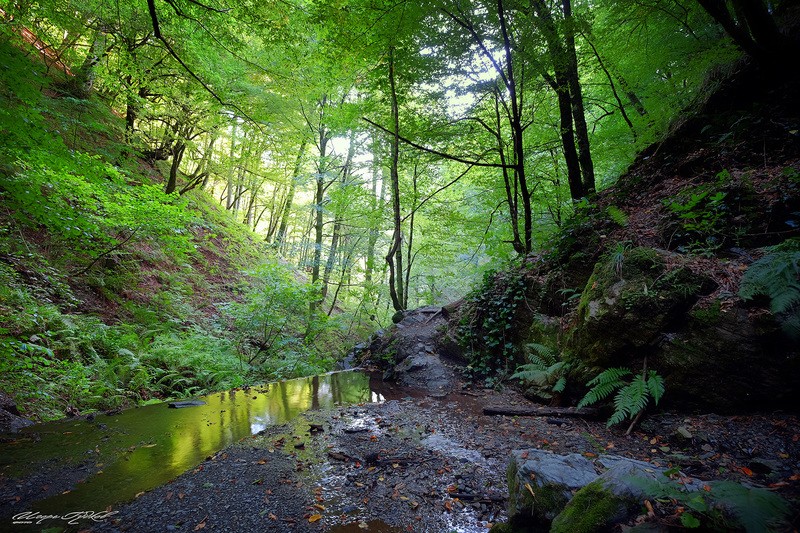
[310,117,329,313]
[403,167,418,309]
[497,0,533,253]
[385,47,404,312]
[365,135,385,285]
[275,140,307,248]
[562,0,595,195]
[226,123,238,210]
[532,0,584,200]
[322,130,356,300]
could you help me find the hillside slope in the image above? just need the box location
[438,59,799,414]
[0,41,338,422]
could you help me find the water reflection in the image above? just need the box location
[0,371,380,515]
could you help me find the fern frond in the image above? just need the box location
[606,205,629,227]
[585,367,631,387]
[553,376,567,393]
[609,377,648,426]
[511,363,546,382]
[578,367,631,409]
[524,343,558,366]
[646,371,665,405]
[770,284,800,315]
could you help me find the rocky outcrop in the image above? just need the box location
[502,449,786,532]
[357,305,463,396]
[0,391,33,433]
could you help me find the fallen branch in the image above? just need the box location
[482,405,599,418]
[450,492,505,503]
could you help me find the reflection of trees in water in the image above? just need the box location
[312,375,319,410]
[23,372,375,515]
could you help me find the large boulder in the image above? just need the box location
[506,449,598,526]
[550,456,699,533]
[567,247,711,369]
[657,300,800,411]
[505,451,702,532]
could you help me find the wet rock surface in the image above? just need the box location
[0,393,33,434]
[366,306,462,397]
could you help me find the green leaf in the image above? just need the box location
[681,513,701,528]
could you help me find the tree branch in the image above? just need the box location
[146,0,262,130]
[362,117,509,169]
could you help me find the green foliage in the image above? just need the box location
[511,343,571,401]
[578,366,664,428]
[222,260,335,379]
[664,172,735,254]
[608,241,632,279]
[627,474,791,532]
[459,269,527,378]
[606,205,628,227]
[739,238,800,339]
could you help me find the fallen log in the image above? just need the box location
[482,405,599,418]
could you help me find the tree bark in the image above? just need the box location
[275,140,307,250]
[562,0,595,195]
[386,46,404,312]
[531,0,585,200]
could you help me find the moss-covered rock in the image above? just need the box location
[550,480,629,533]
[656,300,800,411]
[551,455,694,533]
[567,246,711,369]
[506,450,597,526]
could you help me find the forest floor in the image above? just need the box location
[3,369,797,532]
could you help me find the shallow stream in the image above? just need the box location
[0,371,382,517]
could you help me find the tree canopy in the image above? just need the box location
[1,0,769,316]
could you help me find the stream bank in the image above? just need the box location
[3,371,797,532]
[92,384,800,531]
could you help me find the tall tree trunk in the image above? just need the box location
[403,166,418,309]
[497,0,533,253]
[310,114,330,313]
[322,130,356,300]
[365,135,385,285]
[226,123,238,210]
[275,140,307,249]
[532,0,585,200]
[562,0,595,195]
[385,47,404,312]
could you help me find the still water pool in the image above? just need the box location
[0,371,382,515]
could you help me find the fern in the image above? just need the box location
[577,367,631,408]
[739,239,800,339]
[512,343,570,401]
[625,476,790,532]
[646,370,665,404]
[709,481,790,533]
[579,365,664,433]
[606,205,628,227]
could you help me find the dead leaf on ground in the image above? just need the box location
[308,513,322,523]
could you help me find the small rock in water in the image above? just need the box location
[168,400,207,409]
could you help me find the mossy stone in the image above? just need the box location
[550,480,631,533]
[567,247,710,368]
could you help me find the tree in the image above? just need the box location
[696,0,798,67]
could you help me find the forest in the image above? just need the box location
[0,0,799,531]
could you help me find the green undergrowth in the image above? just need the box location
[0,42,342,421]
